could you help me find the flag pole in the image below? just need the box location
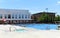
[45,8,48,12]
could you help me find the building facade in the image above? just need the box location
[0,9,32,24]
[31,12,55,23]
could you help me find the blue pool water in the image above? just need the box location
[17,24,58,30]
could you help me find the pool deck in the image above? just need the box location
[0,30,60,38]
[0,24,59,38]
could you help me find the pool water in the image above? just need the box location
[17,24,58,30]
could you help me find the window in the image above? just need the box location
[4,14,7,19]
[0,14,2,18]
[19,14,21,18]
[15,14,17,19]
[8,14,11,19]
[22,14,24,19]
[12,14,14,19]
[25,15,27,19]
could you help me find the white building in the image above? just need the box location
[0,9,32,24]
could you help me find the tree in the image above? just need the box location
[54,15,60,21]
[37,13,51,22]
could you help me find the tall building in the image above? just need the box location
[0,9,32,24]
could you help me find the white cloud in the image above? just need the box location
[57,1,60,5]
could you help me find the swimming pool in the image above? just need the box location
[0,24,57,32]
[17,24,58,30]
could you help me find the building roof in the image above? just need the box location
[0,9,30,14]
[32,12,55,15]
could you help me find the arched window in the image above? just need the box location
[19,14,21,19]
[12,14,14,19]
[8,14,11,19]
[25,15,27,19]
[0,14,2,19]
[15,14,17,19]
[22,14,24,19]
[4,14,7,19]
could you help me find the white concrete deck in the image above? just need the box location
[0,24,60,38]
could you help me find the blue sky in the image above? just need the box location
[0,0,60,15]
